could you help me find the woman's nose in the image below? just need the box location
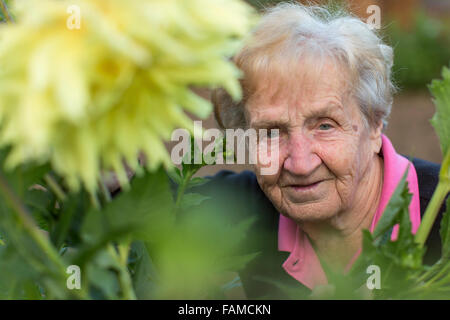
[283,131,321,176]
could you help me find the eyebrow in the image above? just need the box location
[303,102,344,118]
[250,103,344,129]
[250,119,290,129]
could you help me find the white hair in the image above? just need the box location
[213,2,396,130]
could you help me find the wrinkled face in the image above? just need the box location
[247,61,382,223]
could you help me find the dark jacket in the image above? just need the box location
[194,157,447,299]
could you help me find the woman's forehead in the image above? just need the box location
[247,62,351,108]
[248,92,353,123]
[262,55,347,89]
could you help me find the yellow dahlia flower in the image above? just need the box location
[0,0,255,193]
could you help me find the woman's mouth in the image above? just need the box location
[281,179,329,203]
[290,180,322,191]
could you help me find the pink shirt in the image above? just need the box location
[277,134,422,290]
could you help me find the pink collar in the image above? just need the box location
[277,134,421,290]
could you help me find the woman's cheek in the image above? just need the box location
[320,141,356,176]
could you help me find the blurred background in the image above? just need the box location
[185,0,450,177]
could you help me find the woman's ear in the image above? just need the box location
[370,120,383,154]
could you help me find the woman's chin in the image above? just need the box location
[281,199,338,223]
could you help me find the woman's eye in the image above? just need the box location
[318,123,333,131]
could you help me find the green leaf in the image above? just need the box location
[80,167,174,251]
[395,205,424,269]
[179,193,210,209]
[220,252,260,271]
[0,160,71,299]
[23,188,54,232]
[149,209,257,298]
[24,188,54,215]
[429,65,450,156]
[129,241,159,299]
[186,177,210,189]
[347,166,428,299]
[181,137,201,177]
[372,167,410,242]
[166,167,182,185]
[50,191,88,250]
[86,249,121,299]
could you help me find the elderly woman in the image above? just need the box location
[201,3,445,298]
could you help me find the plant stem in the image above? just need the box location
[175,171,194,208]
[118,241,136,300]
[108,242,136,300]
[0,171,87,299]
[0,172,65,272]
[99,178,112,203]
[428,263,450,286]
[416,260,443,284]
[118,240,130,265]
[0,0,13,23]
[415,181,450,246]
[44,174,67,201]
[89,192,100,210]
[409,264,450,297]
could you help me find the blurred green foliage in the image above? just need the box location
[0,138,256,299]
[385,12,450,90]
